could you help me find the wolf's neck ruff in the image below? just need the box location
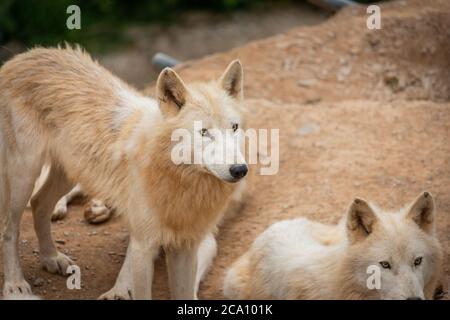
[140,124,237,247]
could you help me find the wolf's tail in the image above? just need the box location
[222,252,252,299]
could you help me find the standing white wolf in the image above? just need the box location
[224,192,443,300]
[0,46,247,299]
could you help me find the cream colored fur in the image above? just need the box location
[0,46,247,299]
[224,192,443,300]
[31,164,112,223]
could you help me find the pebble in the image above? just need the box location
[33,277,45,287]
[298,79,317,87]
[298,123,321,136]
[337,66,352,82]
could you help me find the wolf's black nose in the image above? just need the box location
[230,164,248,180]
[406,297,423,300]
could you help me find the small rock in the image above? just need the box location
[384,75,402,92]
[371,63,383,73]
[304,97,322,105]
[298,123,321,136]
[368,37,380,48]
[55,239,66,245]
[33,277,45,287]
[337,66,352,82]
[350,47,360,55]
[298,79,318,87]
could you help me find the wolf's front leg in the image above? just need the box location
[166,243,199,300]
[129,238,159,299]
[2,208,33,298]
[100,239,159,300]
[99,243,133,300]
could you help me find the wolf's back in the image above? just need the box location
[0,46,125,132]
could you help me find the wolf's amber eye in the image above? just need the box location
[232,123,238,132]
[200,128,208,136]
[414,257,422,266]
[379,261,391,269]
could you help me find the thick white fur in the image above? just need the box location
[224,193,443,300]
[0,47,247,300]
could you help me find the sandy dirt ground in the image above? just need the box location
[0,0,449,299]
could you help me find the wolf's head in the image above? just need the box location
[341,192,443,300]
[156,60,247,183]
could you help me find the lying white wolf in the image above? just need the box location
[224,192,443,300]
[0,46,247,299]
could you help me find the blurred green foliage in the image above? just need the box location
[0,0,378,52]
[0,0,267,51]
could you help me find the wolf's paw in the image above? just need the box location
[98,286,133,300]
[41,252,74,275]
[84,200,113,224]
[51,203,68,221]
[3,280,33,299]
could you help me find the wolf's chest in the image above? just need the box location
[150,177,234,245]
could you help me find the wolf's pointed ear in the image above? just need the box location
[220,60,243,100]
[157,68,188,117]
[347,198,377,243]
[407,192,435,234]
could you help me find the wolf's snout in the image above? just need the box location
[229,164,248,180]
[406,297,423,300]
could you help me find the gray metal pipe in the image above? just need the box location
[308,0,358,12]
[152,52,180,71]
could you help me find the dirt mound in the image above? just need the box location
[1,0,448,299]
[172,0,450,103]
